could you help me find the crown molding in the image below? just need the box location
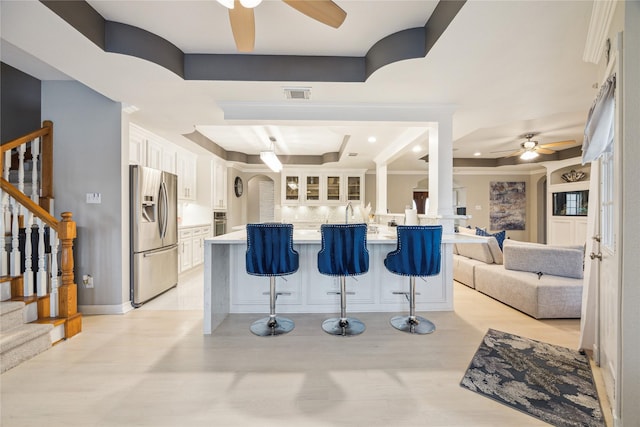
[583,0,618,64]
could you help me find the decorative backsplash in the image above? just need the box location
[278,205,366,225]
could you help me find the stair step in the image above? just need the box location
[0,277,13,301]
[34,317,67,344]
[1,301,26,332]
[0,323,53,373]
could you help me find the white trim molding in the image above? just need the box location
[583,0,618,64]
[79,302,135,315]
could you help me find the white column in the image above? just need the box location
[375,163,388,216]
[428,119,454,233]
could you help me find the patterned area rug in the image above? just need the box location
[460,329,605,427]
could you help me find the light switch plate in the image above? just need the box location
[86,193,101,204]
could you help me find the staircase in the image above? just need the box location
[0,275,63,373]
[1,121,81,373]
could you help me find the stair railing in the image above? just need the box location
[1,121,81,338]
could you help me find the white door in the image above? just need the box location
[596,150,620,406]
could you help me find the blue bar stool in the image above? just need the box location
[317,223,369,336]
[246,223,299,336]
[384,225,442,334]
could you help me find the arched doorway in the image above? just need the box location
[247,175,275,223]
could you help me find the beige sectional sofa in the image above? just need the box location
[453,228,584,319]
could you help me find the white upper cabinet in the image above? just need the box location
[212,157,227,210]
[129,124,177,174]
[176,150,197,200]
[129,126,146,165]
[281,169,365,206]
[146,138,163,170]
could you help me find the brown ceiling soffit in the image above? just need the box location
[183,130,339,165]
[41,0,466,83]
[422,146,583,167]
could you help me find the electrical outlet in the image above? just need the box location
[86,193,101,204]
[475,205,482,210]
[82,274,94,288]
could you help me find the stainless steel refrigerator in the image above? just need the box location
[130,165,178,307]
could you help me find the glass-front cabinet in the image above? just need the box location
[347,175,362,201]
[305,175,320,203]
[284,175,300,203]
[281,169,365,206]
[325,175,342,202]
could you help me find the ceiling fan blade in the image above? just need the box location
[536,148,556,155]
[539,140,576,148]
[504,149,525,158]
[282,0,347,28]
[229,1,255,52]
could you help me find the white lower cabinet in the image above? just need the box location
[228,244,446,313]
[179,225,211,273]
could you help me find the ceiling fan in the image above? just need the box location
[492,133,576,160]
[218,0,347,52]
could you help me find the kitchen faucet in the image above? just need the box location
[345,201,354,224]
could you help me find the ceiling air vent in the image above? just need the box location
[284,87,311,100]
[348,153,358,157]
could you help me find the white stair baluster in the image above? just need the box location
[49,228,59,317]
[31,138,40,203]
[0,189,7,276]
[23,211,34,296]
[9,198,20,276]
[3,149,10,180]
[1,150,10,276]
[17,144,25,193]
[36,218,47,297]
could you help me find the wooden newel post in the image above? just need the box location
[57,211,82,338]
[40,120,54,213]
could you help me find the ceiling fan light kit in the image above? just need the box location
[216,0,235,8]
[217,0,262,8]
[520,150,539,160]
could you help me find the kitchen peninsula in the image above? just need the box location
[203,226,481,334]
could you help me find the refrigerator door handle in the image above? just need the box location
[143,244,178,257]
[159,181,168,239]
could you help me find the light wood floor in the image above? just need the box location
[1,267,611,426]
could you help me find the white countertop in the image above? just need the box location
[206,226,485,245]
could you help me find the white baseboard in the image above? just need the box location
[78,302,134,315]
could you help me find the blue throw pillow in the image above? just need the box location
[476,227,506,250]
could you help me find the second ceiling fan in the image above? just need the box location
[494,133,577,160]
[221,0,347,52]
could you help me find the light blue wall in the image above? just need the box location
[42,81,127,309]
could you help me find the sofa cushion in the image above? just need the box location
[476,228,506,250]
[456,238,496,264]
[453,254,486,289]
[474,264,583,319]
[502,240,584,279]
[485,236,503,265]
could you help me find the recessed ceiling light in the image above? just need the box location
[474,152,482,156]
[368,136,377,143]
[412,145,422,153]
[122,104,139,114]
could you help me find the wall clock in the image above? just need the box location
[234,176,243,197]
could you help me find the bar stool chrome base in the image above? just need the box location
[322,317,365,336]
[250,316,295,337]
[390,315,435,335]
